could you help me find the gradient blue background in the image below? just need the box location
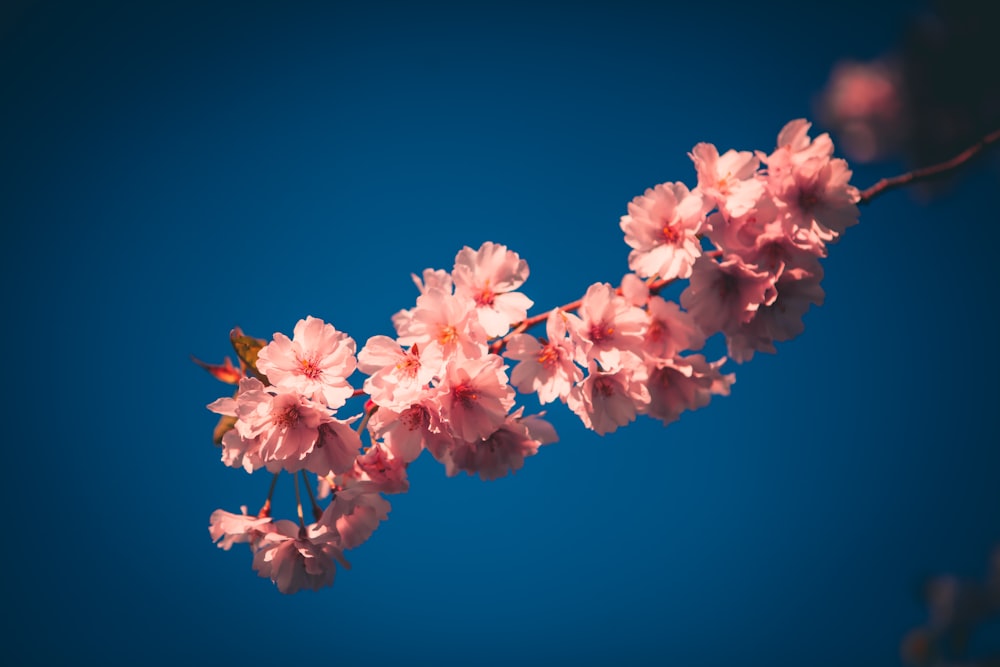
[3,1,998,665]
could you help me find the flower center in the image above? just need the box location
[594,376,617,397]
[298,356,321,380]
[438,325,458,346]
[400,405,428,431]
[452,382,478,407]
[476,287,496,307]
[396,354,421,379]
[797,188,819,211]
[538,344,559,368]
[273,405,300,428]
[647,318,666,342]
[589,321,615,344]
[662,223,681,244]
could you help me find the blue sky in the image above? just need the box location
[2,1,998,665]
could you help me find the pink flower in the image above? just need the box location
[248,391,332,466]
[208,378,361,476]
[765,119,836,175]
[357,336,442,411]
[395,288,487,359]
[252,520,348,594]
[304,420,365,478]
[209,506,271,550]
[770,156,860,243]
[568,282,647,370]
[438,353,516,442]
[431,409,557,481]
[703,195,784,258]
[679,256,776,336]
[256,316,357,409]
[452,242,534,337]
[567,361,650,435]
[505,309,582,404]
[689,143,765,217]
[816,62,904,162]
[724,268,825,363]
[763,120,860,243]
[642,297,705,361]
[319,484,392,550]
[620,181,706,280]
[217,428,262,473]
[343,441,410,494]
[643,355,734,426]
[367,401,441,464]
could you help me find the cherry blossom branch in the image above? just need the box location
[203,120,1000,596]
[858,127,1000,205]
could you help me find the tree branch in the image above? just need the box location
[858,128,1000,205]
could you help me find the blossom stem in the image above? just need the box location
[301,470,323,522]
[293,472,305,530]
[258,472,280,518]
[858,127,1000,204]
[356,402,377,435]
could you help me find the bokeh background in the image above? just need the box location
[2,1,998,665]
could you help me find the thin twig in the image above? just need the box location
[858,128,1000,204]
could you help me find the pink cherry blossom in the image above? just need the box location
[689,142,765,217]
[343,441,411,494]
[207,378,361,476]
[367,401,441,464]
[252,520,348,594]
[763,119,835,178]
[620,181,706,280]
[643,355,734,426]
[703,195,783,257]
[255,316,357,409]
[724,268,826,363]
[642,296,705,361]
[711,209,825,278]
[217,427,262,473]
[568,282,647,370]
[358,336,442,411]
[769,155,860,243]
[505,309,582,404]
[395,288,487,359]
[452,242,534,337]
[319,483,392,550]
[209,506,272,550]
[567,360,650,435]
[431,409,557,481]
[302,420,365,478]
[438,353,516,442]
[762,120,860,243]
[679,256,776,336]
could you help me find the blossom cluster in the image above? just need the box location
[200,119,860,594]
[622,118,859,364]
